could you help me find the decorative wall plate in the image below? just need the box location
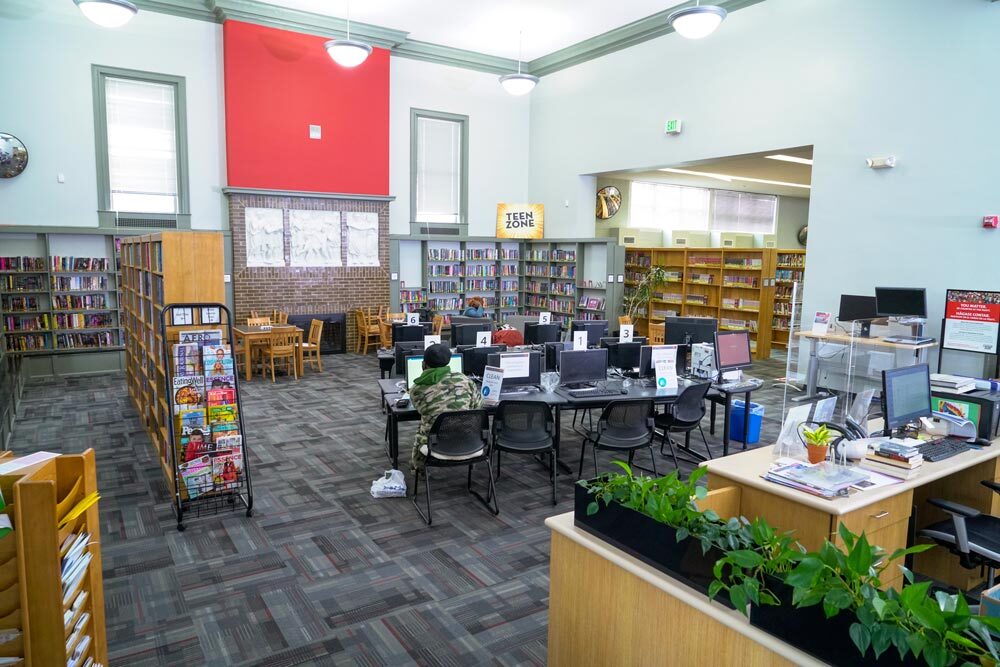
[0,133,28,178]
[596,185,622,220]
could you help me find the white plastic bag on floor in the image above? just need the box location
[370,470,407,498]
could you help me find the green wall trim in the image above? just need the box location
[129,0,769,79]
[221,187,395,202]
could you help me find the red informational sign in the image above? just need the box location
[942,290,1000,354]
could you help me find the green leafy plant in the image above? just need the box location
[622,265,671,322]
[801,423,834,448]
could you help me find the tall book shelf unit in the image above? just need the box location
[624,247,782,360]
[771,249,807,350]
[391,238,619,327]
[2,449,108,665]
[120,232,224,484]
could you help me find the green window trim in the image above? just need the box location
[91,64,191,229]
[409,108,469,235]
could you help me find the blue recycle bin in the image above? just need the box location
[730,399,764,444]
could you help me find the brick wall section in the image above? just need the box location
[227,192,390,352]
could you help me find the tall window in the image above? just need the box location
[411,109,468,226]
[712,191,777,234]
[630,181,711,231]
[92,66,189,225]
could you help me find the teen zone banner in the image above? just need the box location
[496,203,544,239]
[942,289,1000,354]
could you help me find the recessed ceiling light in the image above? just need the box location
[74,0,137,28]
[765,154,814,166]
[659,168,811,189]
[667,3,727,40]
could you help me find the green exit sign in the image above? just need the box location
[664,119,682,134]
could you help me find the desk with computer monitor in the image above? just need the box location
[570,320,608,348]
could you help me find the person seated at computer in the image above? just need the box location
[409,343,483,475]
[463,296,487,318]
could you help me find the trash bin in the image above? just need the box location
[730,399,764,444]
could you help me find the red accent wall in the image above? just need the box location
[223,20,389,195]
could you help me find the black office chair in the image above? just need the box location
[655,381,713,469]
[491,401,557,505]
[412,409,499,525]
[578,398,657,479]
[919,480,1000,588]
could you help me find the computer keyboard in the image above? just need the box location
[882,336,934,345]
[715,378,763,392]
[916,436,973,462]
[567,387,622,398]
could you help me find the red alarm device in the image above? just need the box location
[984,215,999,229]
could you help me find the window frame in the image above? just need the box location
[409,108,469,233]
[91,64,190,228]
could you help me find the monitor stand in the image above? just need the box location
[853,321,872,338]
[563,382,596,390]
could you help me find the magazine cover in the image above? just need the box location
[175,408,206,432]
[212,450,243,491]
[205,374,236,390]
[207,387,236,406]
[172,343,202,375]
[211,422,239,443]
[179,455,213,499]
[180,427,211,462]
[208,405,238,424]
[178,329,223,346]
[202,344,234,376]
[214,434,243,454]
[172,376,205,413]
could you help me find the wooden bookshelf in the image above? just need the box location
[120,232,224,486]
[771,249,807,350]
[1,449,107,666]
[625,247,781,360]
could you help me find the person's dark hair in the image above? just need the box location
[424,343,452,369]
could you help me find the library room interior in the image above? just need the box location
[1,1,999,665]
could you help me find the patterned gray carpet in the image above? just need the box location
[11,351,795,666]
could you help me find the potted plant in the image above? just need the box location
[801,423,834,463]
[622,265,671,323]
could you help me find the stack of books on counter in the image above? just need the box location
[764,459,870,498]
[930,373,977,394]
[860,440,923,479]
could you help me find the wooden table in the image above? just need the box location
[232,325,304,381]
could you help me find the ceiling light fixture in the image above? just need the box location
[667,1,727,40]
[324,0,372,68]
[73,0,137,28]
[765,154,814,166]
[499,31,539,96]
[659,167,811,189]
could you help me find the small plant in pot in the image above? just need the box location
[801,423,834,464]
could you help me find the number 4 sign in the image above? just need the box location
[476,331,493,347]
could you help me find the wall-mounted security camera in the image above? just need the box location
[866,156,897,169]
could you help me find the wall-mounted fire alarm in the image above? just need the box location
[984,215,999,229]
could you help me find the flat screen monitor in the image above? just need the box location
[606,342,643,370]
[881,364,932,432]
[600,337,647,348]
[664,316,717,346]
[875,287,928,318]
[838,295,879,322]
[487,351,542,388]
[543,341,566,372]
[570,320,609,348]
[392,323,427,344]
[524,322,560,345]
[461,345,504,378]
[558,348,609,387]
[453,322,493,346]
[714,331,753,373]
[638,345,682,378]
[394,341,426,375]
[405,354,463,389]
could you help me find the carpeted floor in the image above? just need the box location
[11,351,795,666]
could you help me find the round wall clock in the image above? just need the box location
[596,185,622,220]
[0,133,28,178]
[797,225,808,246]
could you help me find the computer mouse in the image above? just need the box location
[620,387,629,394]
[395,398,410,408]
[976,437,992,447]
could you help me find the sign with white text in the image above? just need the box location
[942,289,1000,354]
[481,366,504,405]
[655,358,678,390]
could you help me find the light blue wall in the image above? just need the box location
[529,0,1000,373]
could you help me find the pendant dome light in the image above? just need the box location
[667,1,727,40]
[499,31,538,96]
[73,0,138,28]
[324,0,372,68]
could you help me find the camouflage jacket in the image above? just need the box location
[409,370,483,471]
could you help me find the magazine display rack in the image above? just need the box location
[160,302,253,531]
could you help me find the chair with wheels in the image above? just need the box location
[492,401,557,505]
[919,480,1000,588]
[412,409,499,525]
[655,381,712,469]
[578,398,657,479]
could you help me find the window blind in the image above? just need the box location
[415,116,461,224]
[711,191,777,234]
[105,76,178,213]
[630,181,711,231]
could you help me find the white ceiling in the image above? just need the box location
[257,0,688,61]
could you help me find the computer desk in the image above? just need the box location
[702,438,1000,591]
[793,331,936,402]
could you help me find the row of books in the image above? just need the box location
[56,332,118,349]
[464,249,498,261]
[465,279,499,291]
[772,316,792,331]
[653,291,683,303]
[53,313,115,329]
[426,249,461,261]
[578,296,606,310]
[723,274,760,288]
[723,258,763,269]
[625,254,652,268]
[499,296,518,308]
[51,276,108,292]
[685,294,710,306]
[500,264,519,276]
[688,272,715,284]
[774,302,793,316]
[777,253,805,267]
[428,265,463,277]
[50,257,110,272]
[463,265,498,277]
[54,294,110,310]
[765,460,869,498]
[0,296,38,312]
[500,279,519,291]
[721,317,758,332]
[3,333,47,350]
[859,440,923,479]
[663,271,683,282]
[399,289,425,304]
[688,255,722,267]
[428,298,461,310]
[1,275,44,292]
[61,530,97,667]
[723,297,760,311]
[776,269,804,282]
[0,256,45,271]
[428,280,462,293]
[2,314,47,331]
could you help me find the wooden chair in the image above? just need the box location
[247,316,271,326]
[264,328,298,382]
[649,322,665,345]
[378,318,393,348]
[386,312,405,322]
[618,315,633,326]
[432,314,444,336]
[272,310,289,325]
[249,310,260,318]
[300,318,323,373]
[355,309,381,354]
